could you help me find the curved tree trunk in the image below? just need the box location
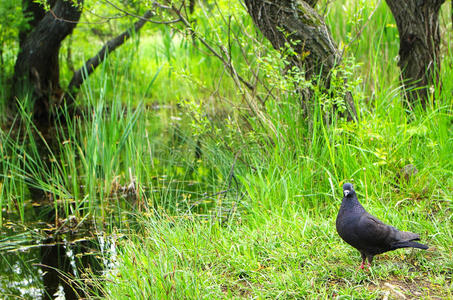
[385,0,445,108]
[12,0,83,125]
[243,0,356,119]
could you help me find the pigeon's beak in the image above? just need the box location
[343,190,350,197]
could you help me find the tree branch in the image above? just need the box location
[66,10,153,102]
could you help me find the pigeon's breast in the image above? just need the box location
[336,206,365,249]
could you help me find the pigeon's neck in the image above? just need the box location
[341,193,364,211]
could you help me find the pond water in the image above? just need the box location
[0,216,116,299]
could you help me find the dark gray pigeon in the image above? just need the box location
[336,182,428,269]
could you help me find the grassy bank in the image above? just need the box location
[89,91,452,297]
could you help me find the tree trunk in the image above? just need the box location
[12,0,83,125]
[243,0,356,119]
[19,0,57,48]
[385,0,445,108]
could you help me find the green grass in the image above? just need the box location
[92,204,451,298]
[84,1,452,298]
[0,0,452,298]
[89,91,452,298]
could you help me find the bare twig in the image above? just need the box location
[168,1,275,136]
[168,2,254,91]
[103,0,181,24]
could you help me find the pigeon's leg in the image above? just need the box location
[366,255,374,267]
[360,252,367,269]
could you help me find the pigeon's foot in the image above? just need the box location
[359,261,371,271]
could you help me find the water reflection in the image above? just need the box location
[0,221,108,299]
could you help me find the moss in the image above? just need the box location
[296,2,322,26]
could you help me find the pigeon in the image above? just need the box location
[336,182,428,269]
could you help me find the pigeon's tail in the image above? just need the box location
[393,241,429,250]
[394,230,428,250]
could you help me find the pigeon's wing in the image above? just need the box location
[357,212,426,251]
[355,213,395,247]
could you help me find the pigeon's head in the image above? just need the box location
[342,182,355,197]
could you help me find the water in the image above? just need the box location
[0,217,111,299]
